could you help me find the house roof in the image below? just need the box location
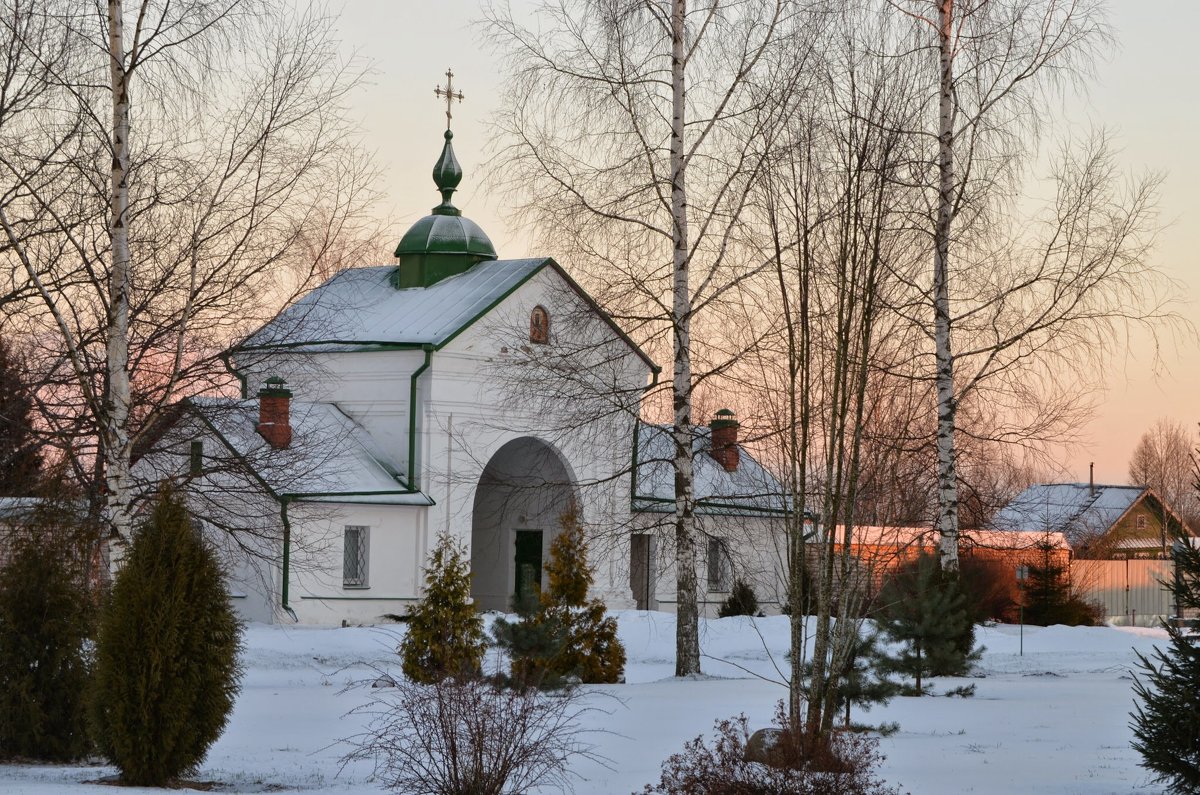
[190,397,433,505]
[991,483,1168,546]
[236,259,658,371]
[0,497,44,521]
[632,424,791,516]
[848,524,1069,551]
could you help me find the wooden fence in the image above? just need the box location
[1072,559,1173,627]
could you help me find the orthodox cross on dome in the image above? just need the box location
[434,68,464,130]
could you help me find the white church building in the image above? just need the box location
[142,126,790,625]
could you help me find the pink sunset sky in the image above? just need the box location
[318,0,1199,484]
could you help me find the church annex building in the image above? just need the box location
[139,122,791,625]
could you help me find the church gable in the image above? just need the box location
[239,257,550,353]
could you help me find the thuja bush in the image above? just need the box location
[90,486,243,786]
[495,511,624,687]
[400,533,487,684]
[718,578,760,618]
[544,511,625,683]
[640,706,901,795]
[0,504,94,761]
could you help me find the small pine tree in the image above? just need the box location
[89,485,243,786]
[1131,536,1200,789]
[718,578,759,618]
[1022,541,1100,626]
[834,631,899,728]
[400,533,487,684]
[0,501,93,761]
[875,554,981,695]
[492,593,570,689]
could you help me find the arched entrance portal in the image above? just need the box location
[470,437,578,612]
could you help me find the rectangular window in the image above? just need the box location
[1136,514,1148,531]
[189,440,203,476]
[343,525,370,588]
[707,536,731,592]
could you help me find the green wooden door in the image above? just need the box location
[514,530,543,607]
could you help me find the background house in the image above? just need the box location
[992,482,1197,625]
[993,482,1193,558]
[631,419,790,615]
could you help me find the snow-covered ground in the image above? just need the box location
[0,613,1169,794]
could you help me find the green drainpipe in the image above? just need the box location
[408,345,434,489]
[279,496,297,622]
[219,350,249,399]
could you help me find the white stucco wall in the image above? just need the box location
[228,265,652,623]
[633,511,790,618]
[286,501,428,626]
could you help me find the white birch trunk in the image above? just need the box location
[670,0,701,677]
[105,0,134,563]
[934,0,960,573]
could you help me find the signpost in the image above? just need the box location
[1016,565,1029,656]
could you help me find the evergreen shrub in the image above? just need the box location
[0,502,94,761]
[90,486,243,786]
[544,512,624,684]
[492,592,569,689]
[718,578,759,617]
[400,533,487,684]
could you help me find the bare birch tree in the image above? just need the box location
[0,0,377,558]
[742,2,926,734]
[884,0,1179,572]
[485,0,816,676]
[1129,418,1200,544]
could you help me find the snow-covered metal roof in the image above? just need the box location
[992,483,1147,544]
[848,524,1069,551]
[632,424,790,516]
[192,397,433,505]
[0,497,43,520]
[239,259,549,351]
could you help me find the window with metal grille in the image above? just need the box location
[343,525,369,588]
[1136,514,1148,531]
[707,536,731,592]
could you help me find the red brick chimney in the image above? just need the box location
[709,408,740,473]
[257,376,293,449]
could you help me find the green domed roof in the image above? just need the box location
[394,213,496,259]
[392,129,498,289]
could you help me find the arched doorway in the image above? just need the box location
[470,437,578,612]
